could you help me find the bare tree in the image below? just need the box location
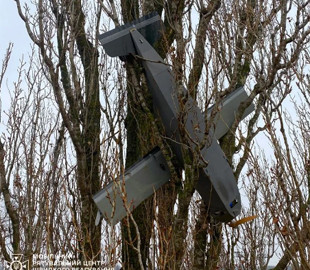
[0,0,309,269]
[0,45,66,265]
[13,0,103,263]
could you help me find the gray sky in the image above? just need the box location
[0,1,31,85]
[0,1,33,125]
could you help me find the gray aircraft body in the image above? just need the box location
[94,13,255,225]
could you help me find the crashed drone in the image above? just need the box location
[93,13,254,225]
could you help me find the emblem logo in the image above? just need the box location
[4,254,28,270]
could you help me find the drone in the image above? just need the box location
[93,13,254,225]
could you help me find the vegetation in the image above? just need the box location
[0,0,310,269]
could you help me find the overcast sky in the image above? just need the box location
[0,1,31,85]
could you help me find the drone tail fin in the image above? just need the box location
[99,12,162,58]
